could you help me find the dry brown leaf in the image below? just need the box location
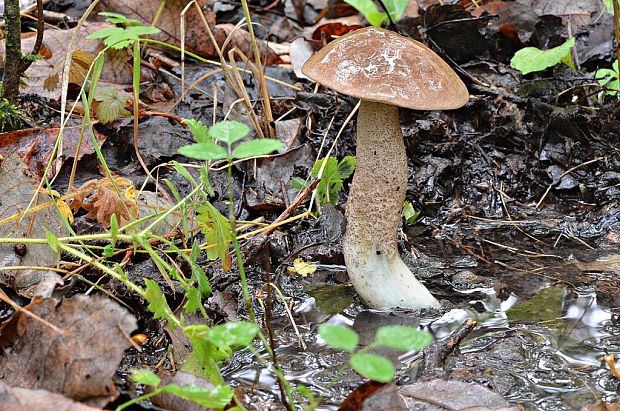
[0,382,101,411]
[0,295,137,407]
[0,154,69,292]
[43,50,96,91]
[95,0,281,63]
[95,0,217,56]
[0,125,106,177]
[72,177,138,228]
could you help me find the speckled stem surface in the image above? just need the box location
[342,100,439,309]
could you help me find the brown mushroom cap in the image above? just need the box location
[301,27,469,111]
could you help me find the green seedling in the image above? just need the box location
[291,155,356,207]
[344,0,408,27]
[117,369,235,411]
[318,324,432,382]
[510,38,575,75]
[595,60,620,97]
[87,12,160,49]
[93,86,131,124]
[402,201,421,225]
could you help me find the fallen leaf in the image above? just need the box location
[72,177,139,228]
[397,379,517,410]
[287,258,318,277]
[0,382,101,411]
[0,295,137,407]
[0,154,68,292]
[0,22,133,99]
[95,0,218,57]
[289,37,315,79]
[0,125,106,177]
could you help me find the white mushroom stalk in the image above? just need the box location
[302,27,468,309]
[342,100,439,309]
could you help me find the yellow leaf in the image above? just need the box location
[56,198,74,224]
[287,258,317,277]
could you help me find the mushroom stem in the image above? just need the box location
[342,100,440,309]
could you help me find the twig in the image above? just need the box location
[535,157,603,209]
[0,291,69,336]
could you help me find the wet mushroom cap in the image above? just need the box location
[301,26,469,110]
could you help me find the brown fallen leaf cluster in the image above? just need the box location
[0,295,137,409]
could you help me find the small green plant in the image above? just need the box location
[402,201,421,225]
[595,60,620,97]
[344,0,408,27]
[117,368,235,410]
[291,155,356,207]
[0,97,23,131]
[93,86,131,124]
[510,38,575,75]
[318,324,432,382]
[86,12,160,49]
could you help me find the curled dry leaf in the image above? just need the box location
[0,295,137,407]
[72,176,139,228]
[43,50,96,91]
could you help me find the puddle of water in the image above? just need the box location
[223,247,620,410]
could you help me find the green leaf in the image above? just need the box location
[375,326,432,351]
[196,203,233,269]
[160,384,234,408]
[602,0,614,14]
[184,286,202,314]
[45,230,59,261]
[190,241,212,297]
[231,139,283,159]
[98,12,143,26]
[94,86,130,124]
[310,155,356,206]
[510,38,575,75]
[350,353,395,382]
[507,284,566,325]
[402,201,421,225]
[144,278,176,326]
[183,119,212,144]
[318,324,359,352]
[86,26,124,40]
[290,176,307,191]
[595,60,620,96]
[209,321,259,349]
[344,0,386,26]
[179,142,227,160]
[125,26,160,37]
[384,0,409,21]
[209,120,250,145]
[130,369,161,387]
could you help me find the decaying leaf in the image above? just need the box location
[0,125,106,177]
[287,258,317,277]
[0,382,101,411]
[72,176,138,228]
[0,295,137,407]
[0,154,68,292]
[0,23,133,99]
[43,50,96,91]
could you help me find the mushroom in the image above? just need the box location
[302,27,468,309]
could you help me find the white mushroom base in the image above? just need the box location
[342,101,440,309]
